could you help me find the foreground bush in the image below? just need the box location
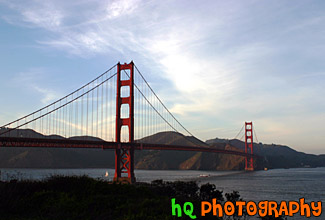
[0,176,286,220]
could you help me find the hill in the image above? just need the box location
[0,128,324,170]
[0,129,245,170]
[0,128,116,168]
[206,137,325,169]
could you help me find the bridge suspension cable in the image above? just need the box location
[123,65,205,147]
[253,126,259,143]
[234,124,245,140]
[134,65,195,138]
[0,66,118,141]
[1,65,117,130]
[1,62,204,148]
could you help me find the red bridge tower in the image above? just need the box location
[114,62,136,183]
[245,121,254,171]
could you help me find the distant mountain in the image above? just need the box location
[0,129,243,170]
[0,128,324,170]
[135,132,209,170]
[0,128,116,168]
[206,137,325,169]
[135,132,246,170]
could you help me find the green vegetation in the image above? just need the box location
[0,176,287,220]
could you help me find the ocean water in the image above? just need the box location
[0,167,324,219]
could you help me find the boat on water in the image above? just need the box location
[199,174,210,178]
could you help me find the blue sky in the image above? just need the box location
[0,0,324,154]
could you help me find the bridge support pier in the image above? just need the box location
[245,122,254,171]
[113,147,135,184]
[113,62,136,184]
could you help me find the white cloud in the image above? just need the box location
[106,0,140,19]
[21,6,63,29]
[0,0,64,30]
[12,68,61,104]
[32,86,59,104]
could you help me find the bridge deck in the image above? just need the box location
[0,137,258,158]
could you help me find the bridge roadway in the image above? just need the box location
[0,137,258,158]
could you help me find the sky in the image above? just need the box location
[0,0,324,154]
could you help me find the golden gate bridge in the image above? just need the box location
[0,62,257,183]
